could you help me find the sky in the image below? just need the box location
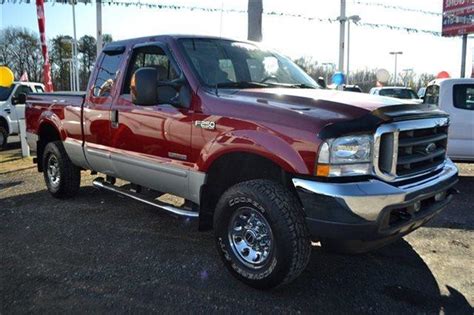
[1,0,473,78]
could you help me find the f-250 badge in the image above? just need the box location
[194,120,216,130]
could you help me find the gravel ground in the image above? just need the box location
[1,140,473,314]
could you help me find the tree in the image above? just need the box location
[0,27,43,82]
[49,35,74,91]
[78,35,96,90]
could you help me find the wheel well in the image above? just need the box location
[0,116,8,134]
[199,152,294,230]
[37,123,61,172]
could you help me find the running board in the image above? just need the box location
[92,177,199,218]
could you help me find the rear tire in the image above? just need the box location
[0,126,8,150]
[42,141,81,199]
[214,179,311,289]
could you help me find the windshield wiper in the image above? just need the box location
[215,81,270,89]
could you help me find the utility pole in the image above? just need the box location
[461,34,467,78]
[96,0,103,57]
[346,15,361,85]
[389,51,403,85]
[248,0,263,42]
[338,0,346,74]
[71,0,80,91]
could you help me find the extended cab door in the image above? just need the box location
[82,45,125,175]
[109,42,198,202]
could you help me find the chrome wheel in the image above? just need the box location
[228,207,274,269]
[47,154,60,188]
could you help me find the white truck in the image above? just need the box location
[0,81,45,149]
[424,78,474,161]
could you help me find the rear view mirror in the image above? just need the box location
[131,67,158,106]
[317,77,327,89]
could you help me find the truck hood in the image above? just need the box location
[232,88,410,113]
[220,88,445,138]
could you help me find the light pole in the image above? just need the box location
[61,38,77,91]
[71,0,80,90]
[337,0,346,75]
[346,15,361,85]
[389,51,403,85]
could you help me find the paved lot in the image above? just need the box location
[1,140,473,314]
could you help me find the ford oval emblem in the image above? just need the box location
[424,143,436,155]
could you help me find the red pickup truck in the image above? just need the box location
[25,35,458,289]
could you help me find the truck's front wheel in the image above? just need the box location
[43,141,81,199]
[0,126,8,150]
[214,179,311,289]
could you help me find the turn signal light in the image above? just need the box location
[315,164,330,177]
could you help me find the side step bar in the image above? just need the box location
[92,177,199,219]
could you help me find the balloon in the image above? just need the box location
[0,66,14,87]
[376,69,390,83]
[436,71,450,79]
[332,72,345,86]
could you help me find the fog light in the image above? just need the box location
[435,191,446,201]
[413,201,421,212]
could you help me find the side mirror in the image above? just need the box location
[11,93,27,105]
[131,67,158,106]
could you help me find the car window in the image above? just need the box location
[453,84,474,110]
[0,85,15,101]
[92,52,123,97]
[34,85,45,93]
[122,45,179,95]
[424,85,440,105]
[14,85,33,98]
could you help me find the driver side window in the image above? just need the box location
[122,46,179,95]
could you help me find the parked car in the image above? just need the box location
[423,78,474,161]
[369,86,422,103]
[0,81,44,149]
[25,35,458,289]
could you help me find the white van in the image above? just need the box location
[0,82,45,149]
[424,78,474,161]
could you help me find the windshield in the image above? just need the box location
[379,88,419,100]
[179,38,318,89]
[0,85,15,101]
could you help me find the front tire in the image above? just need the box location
[42,141,81,199]
[214,179,311,289]
[0,126,8,150]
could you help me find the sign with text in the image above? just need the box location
[442,0,474,37]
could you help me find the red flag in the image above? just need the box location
[19,71,29,82]
[36,0,53,92]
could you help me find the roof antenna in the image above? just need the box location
[219,0,224,38]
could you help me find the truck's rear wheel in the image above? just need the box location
[0,126,8,150]
[214,179,311,289]
[42,141,81,199]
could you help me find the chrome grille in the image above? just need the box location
[373,118,449,182]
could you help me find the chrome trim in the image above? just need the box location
[373,117,449,182]
[64,139,89,169]
[292,158,457,221]
[92,177,199,218]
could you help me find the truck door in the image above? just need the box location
[82,45,125,175]
[9,84,32,134]
[110,42,195,201]
[445,83,474,159]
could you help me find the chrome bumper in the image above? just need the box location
[292,159,458,223]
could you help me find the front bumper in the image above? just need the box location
[292,159,458,244]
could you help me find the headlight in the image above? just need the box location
[316,135,373,177]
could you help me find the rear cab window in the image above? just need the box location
[453,84,474,110]
[14,85,33,97]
